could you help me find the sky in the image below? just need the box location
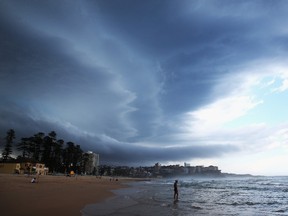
[1,0,288,176]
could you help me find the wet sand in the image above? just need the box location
[0,174,130,216]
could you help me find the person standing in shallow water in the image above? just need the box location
[174,180,179,200]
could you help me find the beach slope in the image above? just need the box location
[0,174,127,216]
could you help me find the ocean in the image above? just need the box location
[81,176,288,216]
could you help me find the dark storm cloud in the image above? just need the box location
[99,142,238,166]
[1,0,288,165]
[0,1,138,140]
[90,0,288,114]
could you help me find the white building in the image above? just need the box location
[184,162,191,167]
[83,151,99,175]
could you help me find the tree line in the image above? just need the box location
[1,129,85,174]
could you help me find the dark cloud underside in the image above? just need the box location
[1,0,288,165]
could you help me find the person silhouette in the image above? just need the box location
[174,180,178,200]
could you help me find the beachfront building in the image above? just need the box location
[152,163,222,177]
[34,163,49,175]
[0,163,21,174]
[82,151,99,175]
[203,165,221,175]
[153,162,161,176]
[184,162,191,167]
[0,162,48,175]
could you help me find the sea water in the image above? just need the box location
[81,176,288,216]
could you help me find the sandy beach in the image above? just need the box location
[0,174,130,216]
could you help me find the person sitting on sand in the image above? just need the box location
[31,177,36,183]
[174,180,178,200]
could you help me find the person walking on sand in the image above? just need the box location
[174,180,178,201]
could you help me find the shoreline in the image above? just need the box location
[0,174,139,216]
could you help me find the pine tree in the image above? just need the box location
[2,129,15,161]
[17,137,30,160]
[52,139,64,172]
[41,131,57,171]
[63,142,83,174]
[31,132,45,162]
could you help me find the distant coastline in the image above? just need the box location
[221,172,254,177]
